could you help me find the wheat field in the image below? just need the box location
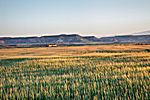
[0,44,150,99]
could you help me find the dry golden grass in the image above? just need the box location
[0,44,150,59]
[0,44,150,99]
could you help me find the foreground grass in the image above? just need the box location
[0,45,150,99]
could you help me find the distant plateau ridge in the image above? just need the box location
[0,31,150,47]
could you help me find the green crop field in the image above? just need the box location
[0,45,150,100]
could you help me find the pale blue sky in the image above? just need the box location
[0,0,150,37]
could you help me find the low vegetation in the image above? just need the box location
[0,45,150,99]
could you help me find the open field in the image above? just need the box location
[0,44,150,99]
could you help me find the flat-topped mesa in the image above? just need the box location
[41,34,81,38]
[0,34,91,45]
[0,32,150,47]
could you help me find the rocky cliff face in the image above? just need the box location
[0,34,92,45]
[0,34,150,46]
[99,35,150,43]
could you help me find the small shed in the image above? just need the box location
[48,44,57,47]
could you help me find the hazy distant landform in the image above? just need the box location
[132,30,150,35]
[0,30,150,48]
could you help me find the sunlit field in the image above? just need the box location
[0,44,150,99]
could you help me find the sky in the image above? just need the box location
[0,0,150,37]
